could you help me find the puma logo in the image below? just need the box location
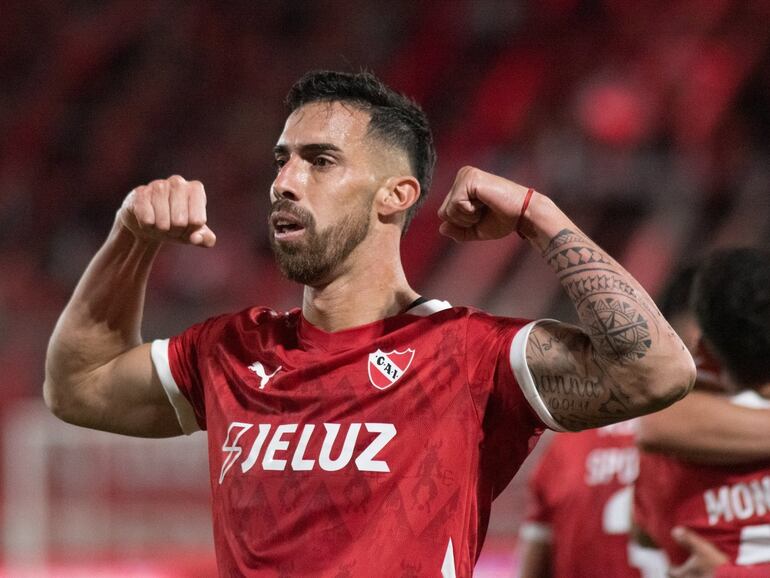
[248,361,282,389]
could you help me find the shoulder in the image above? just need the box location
[180,305,301,343]
[461,306,533,334]
[404,299,532,328]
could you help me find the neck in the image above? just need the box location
[301,240,418,332]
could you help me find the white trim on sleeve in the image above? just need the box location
[151,338,201,435]
[510,320,568,432]
[519,522,553,543]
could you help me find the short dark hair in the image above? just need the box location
[286,70,436,232]
[657,263,699,319]
[692,247,770,386]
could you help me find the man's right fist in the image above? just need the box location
[118,175,216,247]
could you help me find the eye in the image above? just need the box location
[312,156,334,168]
[274,157,288,172]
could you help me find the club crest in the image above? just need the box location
[367,348,415,390]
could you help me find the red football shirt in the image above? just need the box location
[151,300,556,577]
[520,421,642,578]
[715,563,770,577]
[635,391,770,568]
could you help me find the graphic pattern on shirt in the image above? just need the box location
[152,301,550,577]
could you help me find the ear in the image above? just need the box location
[376,175,420,220]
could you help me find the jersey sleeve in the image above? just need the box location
[465,311,563,498]
[150,315,226,434]
[465,312,565,432]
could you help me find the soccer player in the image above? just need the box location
[43,70,695,576]
[634,248,770,577]
[516,265,698,578]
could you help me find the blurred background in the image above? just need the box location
[1,0,769,575]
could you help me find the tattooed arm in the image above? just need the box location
[439,167,695,430]
[524,226,691,430]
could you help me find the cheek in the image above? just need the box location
[310,170,376,222]
[296,167,311,187]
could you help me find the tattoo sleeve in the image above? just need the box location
[527,227,690,430]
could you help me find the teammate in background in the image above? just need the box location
[516,265,698,578]
[517,421,642,578]
[43,70,694,576]
[634,248,770,577]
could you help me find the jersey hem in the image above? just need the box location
[150,338,202,435]
[509,320,568,432]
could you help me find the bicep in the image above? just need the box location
[525,321,643,431]
[76,343,183,437]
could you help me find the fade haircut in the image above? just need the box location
[286,70,436,233]
[692,247,770,387]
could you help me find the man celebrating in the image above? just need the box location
[44,71,694,576]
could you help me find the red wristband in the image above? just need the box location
[516,188,535,238]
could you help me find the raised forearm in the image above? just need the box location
[44,221,160,409]
[521,194,695,429]
[436,168,695,429]
[44,177,213,435]
[523,195,674,366]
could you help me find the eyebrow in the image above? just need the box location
[273,143,343,156]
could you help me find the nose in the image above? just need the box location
[271,156,303,203]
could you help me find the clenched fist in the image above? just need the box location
[438,166,533,242]
[118,175,216,247]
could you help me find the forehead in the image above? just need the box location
[277,101,371,149]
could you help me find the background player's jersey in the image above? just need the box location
[151,299,555,577]
[520,421,642,578]
[635,391,770,567]
[713,563,770,577]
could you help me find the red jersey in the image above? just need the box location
[715,564,770,577]
[520,421,642,578]
[151,300,557,577]
[635,391,770,568]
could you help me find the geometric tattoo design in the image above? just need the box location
[585,297,651,362]
[563,274,638,305]
[547,246,613,273]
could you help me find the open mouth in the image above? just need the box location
[271,211,307,241]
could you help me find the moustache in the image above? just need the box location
[269,200,315,229]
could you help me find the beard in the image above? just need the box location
[269,197,372,286]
